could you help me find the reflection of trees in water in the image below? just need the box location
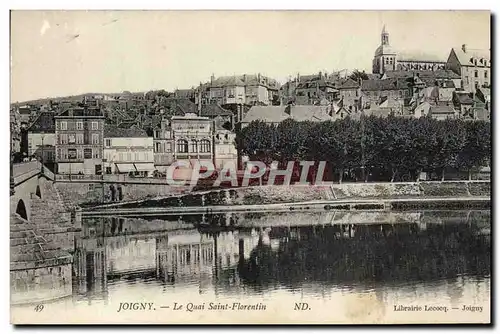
[236,221,490,292]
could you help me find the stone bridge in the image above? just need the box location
[10,161,55,221]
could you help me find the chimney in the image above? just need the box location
[243,74,246,82]
[462,44,467,53]
[319,71,322,79]
[258,73,261,83]
[297,73,300,82]
[210,73,215,85]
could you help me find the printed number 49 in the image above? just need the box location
[34,304,44,312]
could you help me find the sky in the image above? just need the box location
[10,10,490,102]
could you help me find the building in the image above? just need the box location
[195,74,280,122]
[372,25,398,75]
[213,128,238,170]
[373,25,446,75]
[337,78,361,111]
[361,78,413,107]
[54,107,105,175]
[171,113,214,167]
[446,44,491,92]
[382,70,461,89]
[27,111,56,166]
[153,118,175,172]
[294,73,339,105]
[103,126,154,176]
[280,72,344,106]
[10,108,21,155]
[240,105,332,128]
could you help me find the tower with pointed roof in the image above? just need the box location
[372,25,397,75]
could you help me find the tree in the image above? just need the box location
[348,70,369,82]
[458,121,491,180]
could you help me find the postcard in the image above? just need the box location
[10,10,491,324]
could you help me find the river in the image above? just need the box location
[11,210,491,324]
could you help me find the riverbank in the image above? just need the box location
[82,181,490,215]
[82,196,490,217]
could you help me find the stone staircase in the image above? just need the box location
[10,213,72,271]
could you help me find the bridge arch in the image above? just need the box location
[15,200,28,220]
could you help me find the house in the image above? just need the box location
[446,44,491,92]
[280,72,341,106]
[337,78,361,111]
[171,113,215,168]
[240,106,290,128]
[213,127,238,170]
[196,73,280,108]
[27,111,56,166]
[453,91,475,114]
[429,105,458,120]
[361,78,412,105]
[54,107,105,175]
[103,126,154,176]
[240,105,333,128]
[199,104,234,130]
[382,70,461,90]
[475,87,490,110]
[153,118,175,172]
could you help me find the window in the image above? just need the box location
[474,70,478,78]
[59,134,68,144]
[190,140,198,153]
[77,149,82,159]
[105,139,111,147]
[199,139,211,153]
[68,134,76,144]
[91,122,98,130]
[485,71,488,79]
[68,148,77,159]
[154,130,160,139]
[105,167,112,174]
[76,121,83,130]
[76,134,84,144]
[475,81,479,90]
[154,142,161,153]
[93,150,100,159]
[177,139,188,153]
[60,121,67,130]
[165,142,172,153]
[92,134,99,144]
[84,148,92,159]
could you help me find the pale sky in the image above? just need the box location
[10,10,490,102]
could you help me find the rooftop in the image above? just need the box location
[104,126,149,138]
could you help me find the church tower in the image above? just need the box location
[372,25,397,75]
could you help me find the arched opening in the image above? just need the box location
[35,185,42,199]
[16,200,27,220]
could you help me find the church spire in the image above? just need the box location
[381,24,389,46]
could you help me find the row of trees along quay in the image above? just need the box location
[235,116,491,183]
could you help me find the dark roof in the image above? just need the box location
[55,107,104,118]
[384,70,461,80]
[454,92,474,105]
[160,98,197,115]
[104,125,148,138]
[27,111,55,133]
[361,79,410,91]
[338,78,360,89]
[200,104,233,117]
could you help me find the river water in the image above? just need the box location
[11,210,491,324]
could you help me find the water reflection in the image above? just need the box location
[69,210,490,306]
